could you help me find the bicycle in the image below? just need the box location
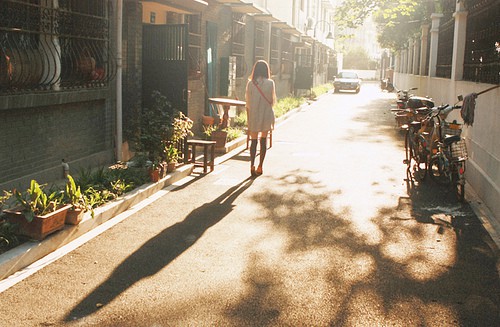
[415,103,466,201]
[427,117,467,201]
[403,119,429,185]
[403,103,462,187]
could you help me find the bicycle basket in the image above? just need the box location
[442,121,462,137]
[451,139,468,160]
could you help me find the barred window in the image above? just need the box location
[231,13,245,78]
[0,0,114,94]
[270,27,279,75]
[281,33,293,75]
[254,21,265,62]
[187,14,202,78]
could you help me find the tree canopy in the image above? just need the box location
[333,0,447,51]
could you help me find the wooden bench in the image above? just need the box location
[186,139,216,173]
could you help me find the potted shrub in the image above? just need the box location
[3,180,70,240]
[165,144,179,173]
[138,91,175,172]
[147,161,162,182]
[64,175,93,225]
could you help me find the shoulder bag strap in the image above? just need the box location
[253,81,273,105]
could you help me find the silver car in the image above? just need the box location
[333,71,361,93]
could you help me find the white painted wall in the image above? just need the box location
[395,73,500,224]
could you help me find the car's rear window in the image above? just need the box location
[339,72,358,79]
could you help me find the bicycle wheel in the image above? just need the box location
[410,137,427,181]
[428,155,451,185]
[452,162,466,202]
[404,129,415,190]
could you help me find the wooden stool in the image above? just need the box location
[186,139,216,173]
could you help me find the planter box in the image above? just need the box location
[3,205,71,240]
[211,130,227,148]
[65,208,85,225]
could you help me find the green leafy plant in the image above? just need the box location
[0,190,12,212]
[224,126,244,143]
[10,180,64,222]
[274,96,306,118]
[233,112,247,128]
[164,144,179,164]
[65,175,94,217]
[0,221,20,254]
[203,124,217,140]
[171,111,194,144]
[139,91,175,163]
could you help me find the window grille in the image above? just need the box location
[0,0,115,94]
[254,21,265,62]
[187,14,201,79]
[463,0,500,84]
[270,27,279,75]
[231,13,245,78]
[281,33,293,75]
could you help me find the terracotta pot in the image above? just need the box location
[65,208,84,225]
[149,168,160,182]
[211,130,227,148]
[202,115,215,126]
[3,205,71,240]
[167,162,176,173]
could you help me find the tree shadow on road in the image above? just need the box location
[226,170,500,326]
[64,177,254,322]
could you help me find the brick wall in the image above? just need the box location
[0,96,114,191]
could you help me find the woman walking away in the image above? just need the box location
[245,60,276,177]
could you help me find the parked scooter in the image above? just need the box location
[392,87,435,129]
[380,78,395,92]
[395,87,435,110]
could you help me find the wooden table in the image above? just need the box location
[208,97,246,129]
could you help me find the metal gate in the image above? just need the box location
[142,24,188,114]
[294,52,313,90]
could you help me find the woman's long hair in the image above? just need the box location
[249,60,271,83]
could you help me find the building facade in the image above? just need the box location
[0,0,336,191]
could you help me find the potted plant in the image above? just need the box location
[147,161,162,182]
[64,175,93,225]
[3,180,70,240]
[138,91,175,172]
[164,144,179,173]
[211,128,228,148]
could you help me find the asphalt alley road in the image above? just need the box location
[0,83,498,326]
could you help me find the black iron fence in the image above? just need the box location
[436,18,454,79]
[0,0,115,95]
[463,0,500,84]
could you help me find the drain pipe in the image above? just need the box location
[116,0,123,161]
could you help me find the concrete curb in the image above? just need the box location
[0,164,194,281]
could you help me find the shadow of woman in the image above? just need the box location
[65,177,254,322]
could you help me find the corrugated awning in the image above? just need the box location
[251,13,278,23]
[142,0,208,13]
[225,3,264,14]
